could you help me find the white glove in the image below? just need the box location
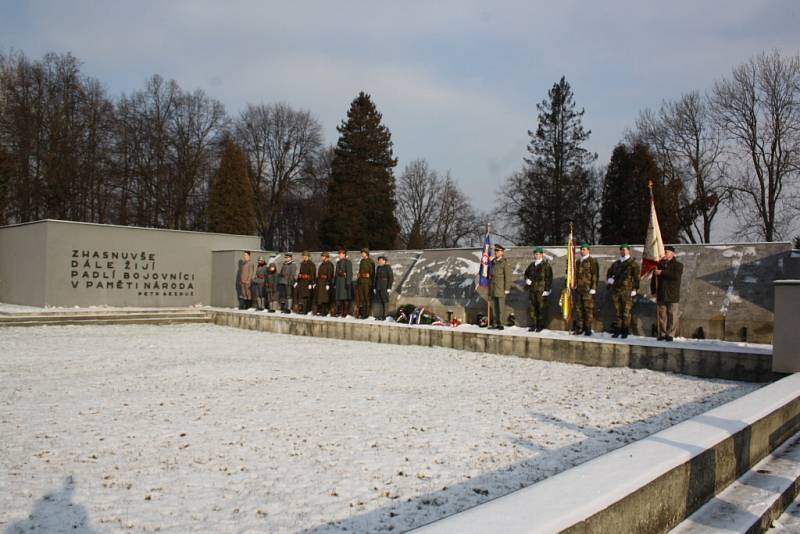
[293,282,298,288]
[311,284,315,289]
[525,278,532,286]
[325,285,330,291]
[607,277,615,285]
[589,289,596,295]
[504,290,510,295]
[631,290,637,297]
[542,290,550,297]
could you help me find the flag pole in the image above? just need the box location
[486,222,491,327]
[649,180,659,295]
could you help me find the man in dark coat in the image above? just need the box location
[356,248,376,319]
[238,250,255,310]
[265,262,278,312]
[373,255,394,320]
[651,245,683,341]
[278,253,297,313]
[314,251,335,316]
[574,243,599,336]
[296,251,316,314]
[524,246,553,332]
[254,256,268,311]
[606,244,640,339]
[333,248,353,317]
[489,244,512,330]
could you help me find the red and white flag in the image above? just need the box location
[641,186,665,279]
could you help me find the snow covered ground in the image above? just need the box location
[0,324,760,533]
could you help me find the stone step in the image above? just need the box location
[670,430,800,533]
[0,311,207,322]
[769,493,800,531]
[0,315,210,327]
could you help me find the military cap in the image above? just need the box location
[244,250,251,255]
[284,252,293,258]
[619,243,631,250]
[302,250,311,256]
[533,246,544,253]
[360,247,370,255]
[580,243,591,249]
[664,245,675,252]
[494,244,505,251]
[321,251,330,257]
[258,256,266,262]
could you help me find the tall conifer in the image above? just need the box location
[208,139,256,235]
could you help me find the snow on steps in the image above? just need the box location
[0,309,211,327]
[671,430,800,533]
[414,373,800,534]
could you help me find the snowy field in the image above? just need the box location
[0,324,760,533]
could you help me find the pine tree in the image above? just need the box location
[519,77,598,245]
[208,139,257,235]
[320,92,399,249]
[600,143,682,245]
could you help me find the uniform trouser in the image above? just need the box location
[374,298,388,320]
[265,290,277,310]
[611,291,634,330]
[356,283,371,317]
[528,291,547,327]
[336,299,351,316]
[574,290,594,330]
[491,296,506,326]
[657,302,679,337]
[254,285,265,309]
[278,285,292,310]
[240,282,252,301]
[316,300,330,315]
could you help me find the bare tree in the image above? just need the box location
[431,172,482,248]
[711,50,800,241]
[396,159,442,248]
[633,91,728,243]
[235,103,323,249]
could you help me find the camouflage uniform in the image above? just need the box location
[523,258,553,330]
[606,255,640,334]
[489,249,513,328]
[574,255,599,332]
[356,253,376,319]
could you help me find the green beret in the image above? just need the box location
[534,247,544,253]
[619,243,631,250]
[580,243,591,249]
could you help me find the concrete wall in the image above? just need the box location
[773,280,800,373]
[210,249,274,308]
[267,242,791,343]
[0,220,260,307]
[0,221,48,307]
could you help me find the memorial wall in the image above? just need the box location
[0,220,260,307]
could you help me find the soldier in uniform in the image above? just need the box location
[356,248,376,319]
[333,248,353,317]
[651,245,683,341]
[489,244,512,330]
[296,251,316,314]
[265,262,278,312]
[606,244,640,338]
[574,243,599,336]
[278,252,297,313]
[524,246,553,332]
[238,250,255,310]
[373,255,394,320]
[254,256,268,311]
[314,251,335,316]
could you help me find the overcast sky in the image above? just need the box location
[2,1,799,239]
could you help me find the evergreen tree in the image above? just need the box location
[519,77,597,245]
[600,143,682,245]
[208,139,256,235]
[320,92,399,249]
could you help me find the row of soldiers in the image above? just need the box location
[487,243,683,340]
[238,248,395,319]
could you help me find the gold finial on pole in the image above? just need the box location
[648,180,654,201]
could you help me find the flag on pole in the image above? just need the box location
[478,230,493,288]
[559,225,576,321]
[641,180,665,279]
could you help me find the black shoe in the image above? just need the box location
[535,327,544,332]
[665,336,673,342]
[584,329,592,336]
[572,329,583,336]
[621,328,629,339]
[657,335,665,341]
[528,326,536,332]
[496,325,504,330]
[611,331,620,338]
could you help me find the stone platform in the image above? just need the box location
[208,309,775,382]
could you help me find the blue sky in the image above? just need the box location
[2,1,798,238]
